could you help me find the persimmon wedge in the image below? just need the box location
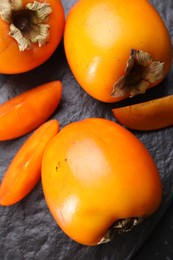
[0,80,62,140]
[112,95,173,131]
[0,119,59,206]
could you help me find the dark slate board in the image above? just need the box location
[0,1,173,259]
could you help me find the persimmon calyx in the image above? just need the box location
[98,216,144,244]
[0,0,52,51]
[113,216,144,232]
[111,49,165,98]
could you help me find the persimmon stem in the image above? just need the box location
[0,0,52,51]
[111,49,165,98]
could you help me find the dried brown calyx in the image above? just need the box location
[98,216,144,244]
[111,49,165,98]
[0,0,52,51]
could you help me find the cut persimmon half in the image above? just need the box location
[112,95,173,131]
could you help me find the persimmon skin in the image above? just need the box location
[64,0,172,103]
[0,0,65,74]
[112,95,173,131]
[0,80,62,141]
[0,119,59,206]
[42,118,162,246]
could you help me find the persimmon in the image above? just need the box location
[0,80,62,140]
[112,95,173,131]
[64,0,172,103]
[0,0,65,74]
[0,119,59,206]
[41,118,162,246]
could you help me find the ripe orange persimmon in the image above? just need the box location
[64,0,172,103]
[0,0,65,74]
[42,118,162,246]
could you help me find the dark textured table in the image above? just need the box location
[134,204,173,260]
[0,1,173,259]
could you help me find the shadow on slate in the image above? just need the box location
[0,0,173,259]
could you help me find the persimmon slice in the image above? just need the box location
[112,95,173,130]
[0,80,62,140]
[0,119,59,206]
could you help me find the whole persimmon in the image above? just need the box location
[0,0,65,74]
[64,0,172,102]
[41,118,162,246]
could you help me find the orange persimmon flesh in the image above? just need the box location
[112,95,173,130]
[0,119,59,206]
[0,80,62,140]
